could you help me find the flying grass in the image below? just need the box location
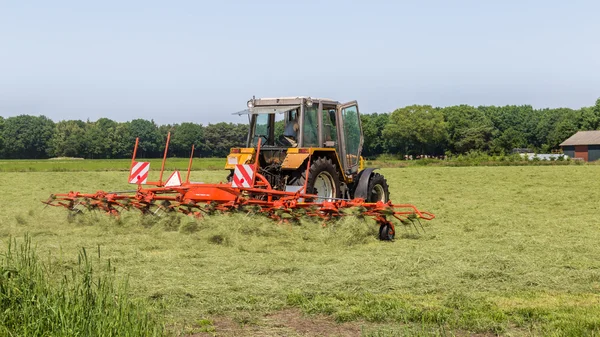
[1,166,600,335]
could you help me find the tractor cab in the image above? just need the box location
[236,97,363,174]
[227,96,387,203]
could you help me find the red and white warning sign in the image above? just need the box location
[165,171,182,187]
[129,161,150,184]
[231,164,255,188]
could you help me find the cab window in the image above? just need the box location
[251,114,270,146]
[302,106,319,147]
[321,107,338,147]
[341,105,361,169]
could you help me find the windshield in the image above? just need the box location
[252,114,270,146]
[249,106,300,147]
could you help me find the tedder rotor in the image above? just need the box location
[44,96,435,240]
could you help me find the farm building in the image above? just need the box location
[559,131,600,162]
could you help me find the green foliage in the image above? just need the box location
[48,120,87,157]
[361,112,389,158]
[128,119,162,158]
[383,105,447,156]
[2,96,600,160]
[0,116,5,158]
[201,122,247,157]
[83,118,132,159]
[2,115,55,159]
[0,236,163,336]
[443,105,493,153]
[170,122,203,157]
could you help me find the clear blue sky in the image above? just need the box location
[1,0,599,125]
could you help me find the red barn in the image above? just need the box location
[559,131,600,162]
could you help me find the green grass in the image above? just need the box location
[0,158,225,172]
[0,235,163,336]
[0,154,581,173]
[1,166,600,335]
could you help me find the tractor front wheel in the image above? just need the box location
[366,173,390,203]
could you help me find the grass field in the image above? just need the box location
[0,158,226,172]
[1,165,600,336]
[0,155,578,172]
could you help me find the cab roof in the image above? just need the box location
[253,96,340,106]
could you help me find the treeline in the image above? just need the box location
[0,98,599,159]
[0,116,246,159]
[362,98,600,158]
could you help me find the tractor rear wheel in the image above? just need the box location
[294,157,341,201]
[366,173,390,203]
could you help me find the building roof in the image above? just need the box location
[560,131,600,146]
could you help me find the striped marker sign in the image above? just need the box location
[129,161,150,184]
[231,164,255,188]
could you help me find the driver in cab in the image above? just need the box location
[282,111,299,147]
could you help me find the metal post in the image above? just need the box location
[158,132,171,186]
[130,137,139,172]
[186,144,195,184]
[252,138,262,187]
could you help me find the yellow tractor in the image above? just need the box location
[225,96,389,202]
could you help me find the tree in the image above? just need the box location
[0,116,5,158]
[579,98,600,131]
[479,105,538,154]
[361,113,389,158]
[127,119,162,158]
[2,115,55,159]
[83,118,117,159]
[490,128,527,154]
[382,105,447,156]
[201,123,247,157]
[547,108,580,150]
[443,105,494,154]
[170,122,204,157]
[48,120,87,157]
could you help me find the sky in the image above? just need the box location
[1,0,599,125]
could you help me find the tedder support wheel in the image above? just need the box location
[294,157,342,201]
[379,223,395,241]
[366,173,390,203]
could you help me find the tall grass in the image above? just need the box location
[0,236,163,336]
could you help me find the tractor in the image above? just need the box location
[225,96,389,203]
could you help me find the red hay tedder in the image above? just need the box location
[44,97,435,240]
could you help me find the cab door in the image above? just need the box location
[336,101,363,175]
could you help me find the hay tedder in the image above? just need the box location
[44,97,434,240]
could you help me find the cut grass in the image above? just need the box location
[1,166,600,335]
